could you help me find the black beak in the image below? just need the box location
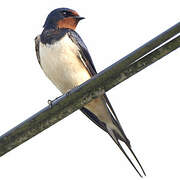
[75,16,85,21]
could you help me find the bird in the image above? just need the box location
[35,8,146,177]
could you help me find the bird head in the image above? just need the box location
[43,8,85,30]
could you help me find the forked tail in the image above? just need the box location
[108,129,146,177]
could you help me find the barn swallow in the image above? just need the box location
[35,8,146,177]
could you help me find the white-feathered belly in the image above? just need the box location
[39,34,91,93]
[39,34,116,126]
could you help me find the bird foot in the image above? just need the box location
[48,95,63,108]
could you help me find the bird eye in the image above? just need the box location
[62,11,74,17]
[62,11,67,15]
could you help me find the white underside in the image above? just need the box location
[39,34,117,127]
[39,34,91,93]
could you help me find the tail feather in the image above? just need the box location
[127,145,146,176]
[105,98,146,177]
[81,106,145,177]
[108,129,146,177]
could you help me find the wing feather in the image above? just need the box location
[68,30,121,126]
[35,35,41,66]
[68,30,97,75]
